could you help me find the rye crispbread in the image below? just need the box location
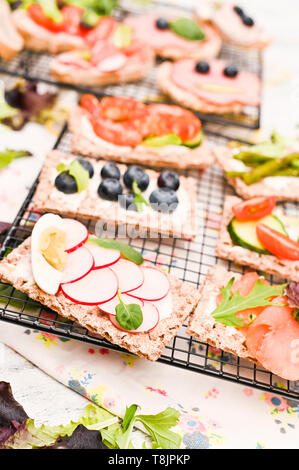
[68,106,214,171]
[0,0,24,61]
[33,150,198,239]
[0,238,200,361]
[216,196,299,282]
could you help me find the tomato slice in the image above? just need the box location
[85,17,117,46]
[147,104,201,141]
[232,196,276,222]
[27,4,64,32]
[80,94,101,117]
[256,223,299,260]
[91,118,142,147]
[99,96,148,121]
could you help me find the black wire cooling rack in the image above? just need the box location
[0,125,298,401]
[0,1,262,131]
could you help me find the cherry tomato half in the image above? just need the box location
[256,223,299,260]
[27,4,64,32]
[232,196,276,222]
[80,94,101,117]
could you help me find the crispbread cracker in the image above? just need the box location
[216,195,299,281]
[69,106,214,171]
[0,238,200,361]
[33,150,198,240]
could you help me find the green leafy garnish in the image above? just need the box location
[64,0,117,16]
[56,160,89,193]
[170,18,205,41]
[136,407,181,449]
[37,0,63,23]
[115,290,143,331]
[132,179,149,212]
[0,149,32,169]
[142,133,182,148]
[211,278,287,328]
[88,237,143,265]
[114,404,139,449]
[81,8,100,27]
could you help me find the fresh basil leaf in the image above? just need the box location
[0,149,32,170]
[37,0,63,23]
[142,133,182,148]
[132,179,149,212]
[136,407,181,449]
[89,238,143,265]
[115,291,143,331]
[211,278,287,328]
[170,18,205,41]
[56,160,89,193]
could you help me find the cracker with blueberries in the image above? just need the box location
[33,151,198,239]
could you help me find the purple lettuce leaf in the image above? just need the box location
[0,382,28,447]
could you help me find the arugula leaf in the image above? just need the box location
[115,290,143,331]
[56,160,89,193]
[132,179,149,212]
[136,407,181,449]
[89,238,143,265]
[0,149,32,170]
[170,18,205,41]
[211,278,287,328]
[115,404,139,449]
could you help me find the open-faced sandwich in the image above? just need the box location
[216,195,299,281]
[195,1,271,50]
[33,150,198,239]
[157,58,261,115]
[214,133,299,201]
[69,94,213,170]
[187,265,299,381]
[0,0,24,61]
[50,17,154,86]
[123,12,222,61]
[0,213,200,360]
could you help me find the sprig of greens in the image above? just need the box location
[56,160,89,193]
[88,237,143,265]
[211,278,287,328]
[0,149,32,169]
[169,18,205,41]
[132,179,149,212]
[115,290,143,331]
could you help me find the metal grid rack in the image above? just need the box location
[0,2,262,131]
[0,126,298,401]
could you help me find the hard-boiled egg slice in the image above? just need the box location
[31,213,67,295]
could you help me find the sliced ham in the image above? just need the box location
[0,0,24,61]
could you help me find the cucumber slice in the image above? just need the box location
[228,214,287,254]
[183,130,204,148]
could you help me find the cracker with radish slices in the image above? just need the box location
[0,237,200,361]
[216,196,299,282]
[33,150,198,240]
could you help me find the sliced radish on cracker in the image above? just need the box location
[61,267,118,305]
[128,266,169,301]
[109,302,159,333]
[86,240,121,269]
[63,219,89,253]
[97,53,127,73]
[99,294,143,316]
[61,246,94,285]
[111,258,144,293]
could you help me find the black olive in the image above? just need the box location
[223,65,239,78]
[97,178,123,201]
[195,61,210,74]
[242,16,254,27]
[156,17,169,30]
[55,172,78,194]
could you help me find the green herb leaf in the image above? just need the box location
[122,404,140,432]
[115,404,139,449]
[142,133,182,148]
[132,179,149,212]
[0,149,32,170]
[56,160,89,193]
[37,0,63,23]
[88,237,143,265]
[211,278,287,328]
[170,18,205,41]
[115,290,143,331]
[136,407,181,449]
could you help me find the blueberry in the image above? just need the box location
[55,172,78,194]
[195,61,210,74]
[242,15,254,27]
[158,170,180,191]
[223,65,239,78]
[123,166,149,192]
[76,157,94,178]
[97,178,123,201]
[149,188,179,213]
[233,6,244,16]
[100,162,121,180]
[156,17,169,30]
[119,193,137,211]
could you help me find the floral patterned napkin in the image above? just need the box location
[0,322,298,449]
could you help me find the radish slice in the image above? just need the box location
[111,259,144,293]
[86,240,120,269]
[128,266,169,301]
[61,267,118,305]
[63,219,89,253]
[149,292,173,321]
[61,246,94,285]
[108,302,159,333]
[99,294,143,316]
[97,53,127,72]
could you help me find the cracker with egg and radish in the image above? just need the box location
[32,150,198,240]
[216,195,299,282]
[214,133,299,201]
[0,213,200,361]
[68,95,214,171]
[0,0,24,61]
[157,58,261,115]
[187,265,299,381]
